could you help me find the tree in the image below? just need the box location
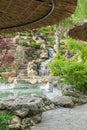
[55,24,60,51]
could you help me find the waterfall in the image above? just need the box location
[39,82,62,99]
[38,47,56,76]
[40,82,53,92]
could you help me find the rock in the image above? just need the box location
[48,76,61,88]
[71,95,87,105]
[1,71,17,78]
[22,118,31,130]
[29,78,38,84]
[0,102,5,110]
[8,116,21,130]
[62,86,80,98]
[52,96,74,108]
[40,49,48,59]
[2,96,44,115]
[14,108,29,118]
[54,44,59,52]
[31,113,42,124]
[27,61,38,77]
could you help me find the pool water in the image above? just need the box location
[0,83,62,99]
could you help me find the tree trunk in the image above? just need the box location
[55,24,60,51]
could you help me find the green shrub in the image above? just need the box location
[46,36,55,45]
[49,52,65,76]
[20,31,32,36]
[80,47,87,62]
[66,38,84,53]
[0,112,12,130]
[49,52,87,92]
[30,42,41,49]
[62,61,87,92]
[0,76,8,83]
[18,39,27,46]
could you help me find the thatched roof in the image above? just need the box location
[68,20,87,41]
[0,0,77,33]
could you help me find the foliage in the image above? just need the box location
[49,56,87,92]
[74,0,87,22]
[0,75,8,83]
[49,38,87,92]
[18,39,28,46]
[39,26,55,46]
[0,54,14,64]
[0,36,12,50]
[80,47,87,62]
[0,112,12,130]
[60,0,87,37]
[49,58,65,76]
[30,42,41,49]
[49,52,65,75]
[3,33,18,38]
[46,36,55,45]
[62,61,87,92]
[65,38,84,53]
[39,26,55,35]
[0,36,14,68]
[20,31,32,36]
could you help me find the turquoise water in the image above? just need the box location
[0,88,44,99]
[0,83,62,99]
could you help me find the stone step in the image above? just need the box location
[18,74,28,77]
[17,69,28,77]
[19,64,27,69]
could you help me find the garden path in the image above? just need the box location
[32,104,87,130]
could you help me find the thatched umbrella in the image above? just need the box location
[0,0,77,33]
[68,20,87,41]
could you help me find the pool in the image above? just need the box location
[0,83,62,99]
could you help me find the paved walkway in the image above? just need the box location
[32,104,87,130]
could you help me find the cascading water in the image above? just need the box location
[0,47,62,99]
[39,82,62,99]
[38,47,62,98]
[38,47,56,76]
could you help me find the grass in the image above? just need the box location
[0,111,12,130]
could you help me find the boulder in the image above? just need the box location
[21,118,31,130]
[52,96,74,108]
[14,108,29,118]
[2,96,43,115]
[31,113,42,124]
[8,116,21,130]
[62,86,80,98]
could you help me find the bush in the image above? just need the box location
[66,38,84,53]
[49,52,87,92]
[30,42,41,49]
[18,39,28,46]
[80,47,87,62]
[0,75,8,83]
[62,61,87,92]
[0,112,12,130]
[20,31,32,36]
